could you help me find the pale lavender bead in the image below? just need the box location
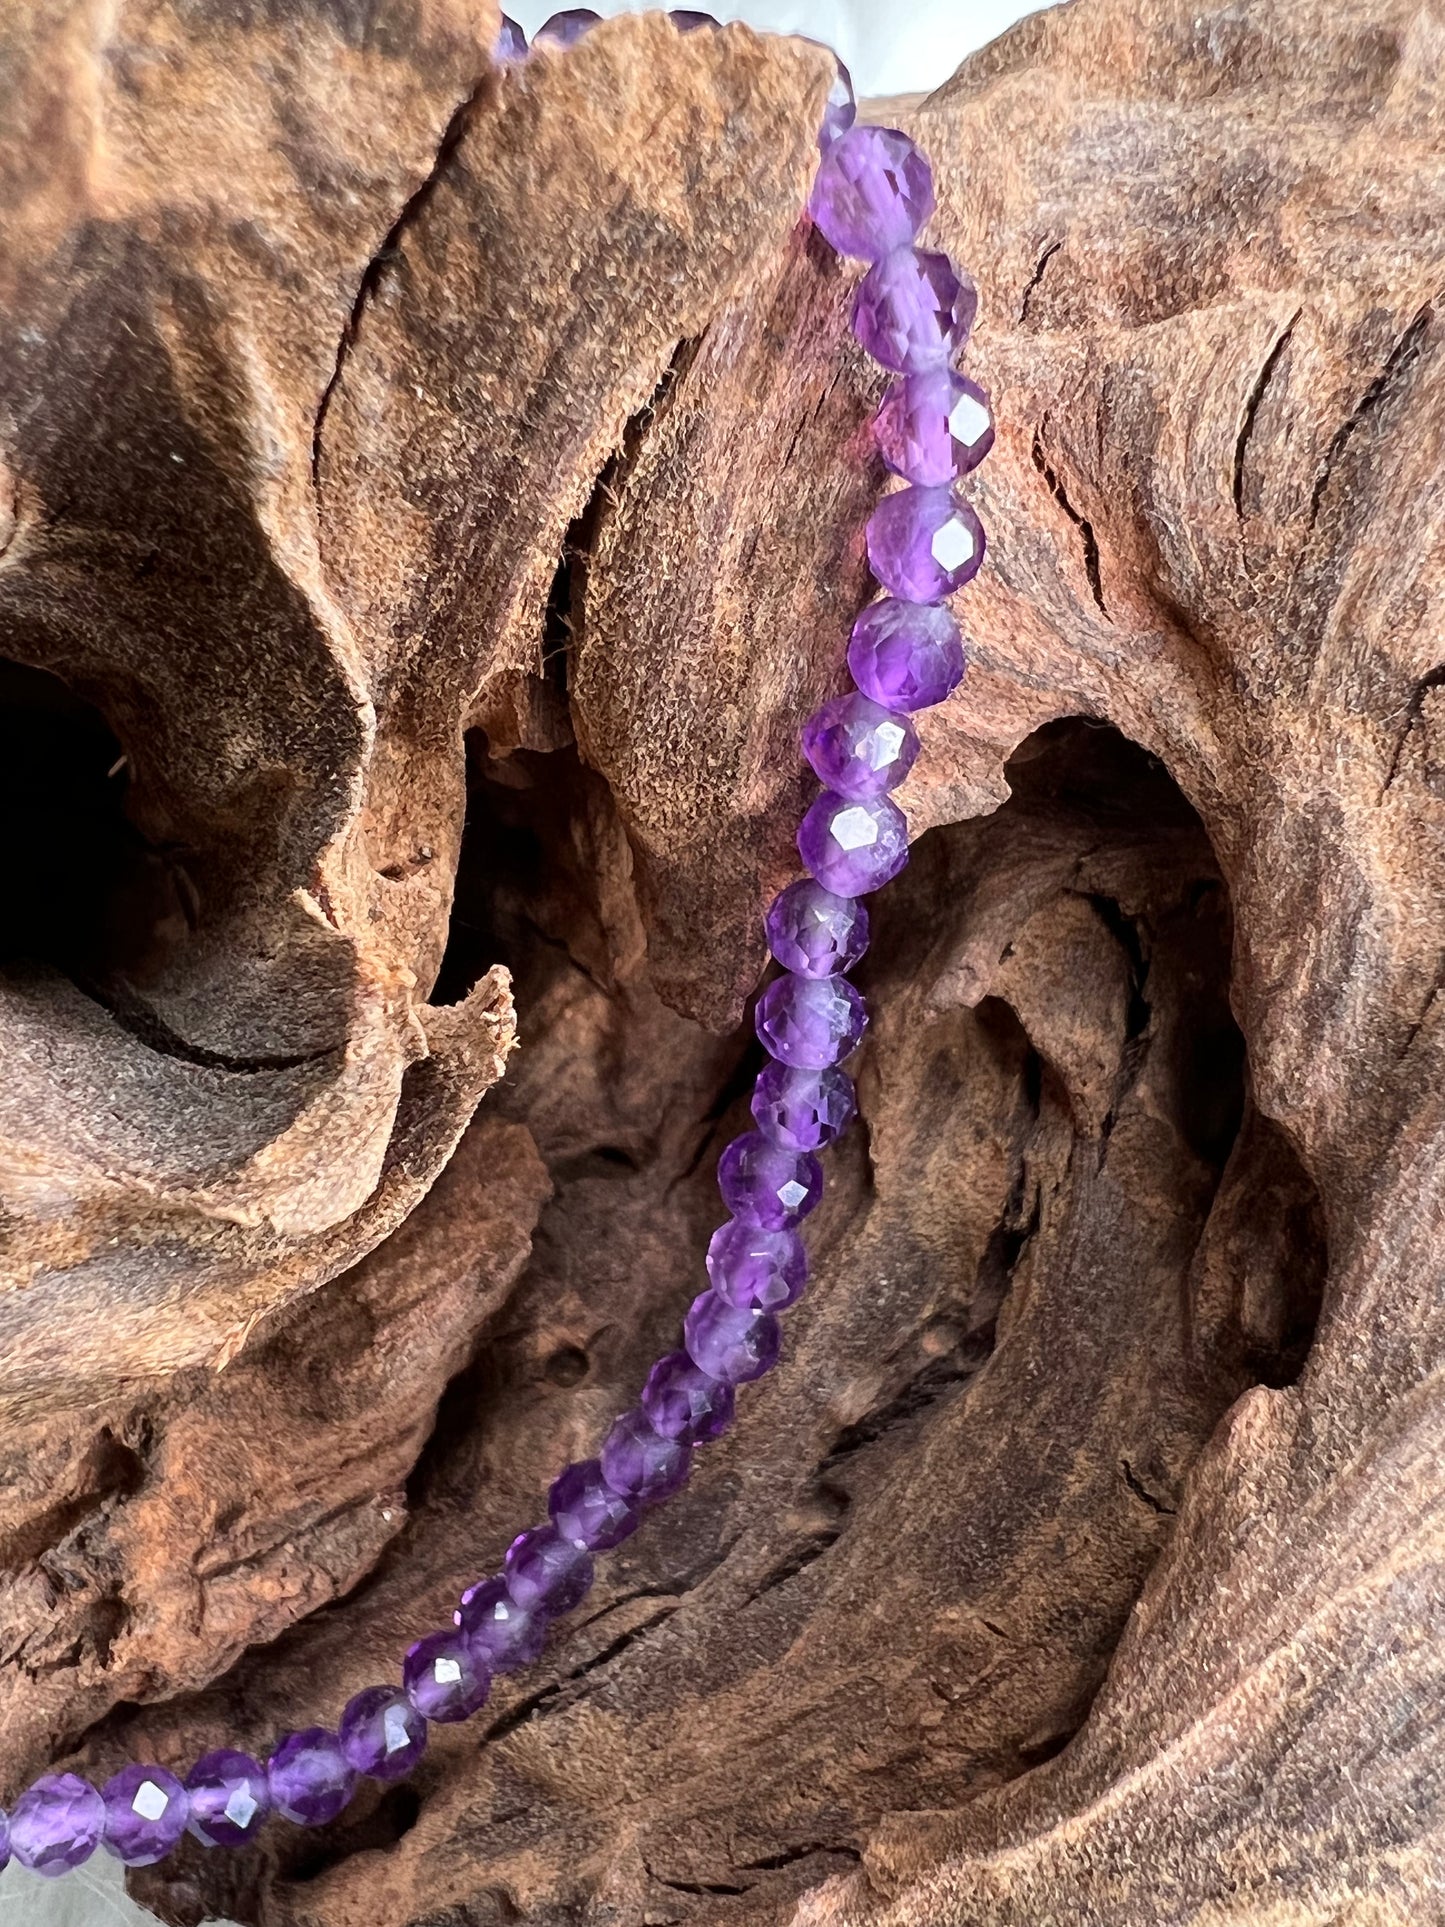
[455,1577,546,1673]
[601,1407,691,1503]
[853,248,977,373]
[9,1774,104,1877]
[816,50,856,151]
[808,125,934,261]
[494,13,527,59]
[756,971,868,1066]
[867,486,985,603]
[186,1749,271,1849]
[641,1350,736,1443]
[765,877,869,977]
[266,1730,355,1827]
[534,8,599,45]
[799,790,909,896]
[875,369,994,485]
[403,1628,492,1723]
[718,1129,823,1229]
[684,1292,782,1384]
[752,1061,856,1151]
[339,1686,428,1783]
[848,598,965,710]
[803,691,918,798]
[101,1764,188,1867]
[550,1457,641,1550]
[706,1219,808,1311]
[505,1524,594,1614]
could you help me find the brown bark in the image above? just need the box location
[0,1,1441,1924]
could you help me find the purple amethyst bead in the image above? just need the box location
[0,1808,9,1874]
[752,1061,857,1151]
[534,8,599,45]
[669,7,717,25]
[867,486,985,604]
[601,1407,692,1503]
[765,877,869,978]
[641,1349,736,1443]
[849,598,965,709]
[717,1129,823,1229]
[803,691,918,798]
[756,970,868,1066]
[853,248,977,373]
[8,1774,104,1877]
[266,1730,356,1828]
[505,1524,595,1614]
[798,790,910,896]
[875,369,994,486]
[494,13,527,59]
[186,1749,271,1850]
[816,50,856,151]
[456,1576,547,1673]
[550,1457,641,1550]
[808,125,934,261]
[706,1219,808,1311]
[339,1685,428,1783]
[684,1293,782,1384]
[403,1628,492,1724]
[100,1764,189,1867]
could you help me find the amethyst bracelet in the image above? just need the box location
[0,11,994,1881]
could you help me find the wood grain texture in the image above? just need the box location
[0,2,1441,1925]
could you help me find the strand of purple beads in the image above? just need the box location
[0,11,992,1882]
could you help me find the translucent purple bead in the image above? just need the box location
[752,1061,856,1151]
[874,369,994,486]
[100,1764,188,1867]
[641,1350,736,1443]
[339,1685,428,1783]
[534,8,599,45]
[0,1808,9,1874]
[706,1219,808,1311]
[669,7,717,25]
[867,486,985,604]
[798,790,909,896]
[818,52,856,151]
[853,249,977,373]
[808,125,934,261]
[494,13,527,59]
[684,1293,782,1384]
[803,691,918,797]
[186,1749,271,1849]
[765,877,869,977]
[9,1774,104,1877]
[756,970,868,1066]
[403,1628,492,1724]
[601,1407,692,1503]
[717,1129,823,1229]
[505,1524,594,1614]
[455,1577,547,1673]
[550,1457,641,1550]
[266,1730,356,1828]
[849,598,965,709]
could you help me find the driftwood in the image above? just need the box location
[0,0,1442,1922]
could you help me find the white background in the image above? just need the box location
[2,2,1045,1922]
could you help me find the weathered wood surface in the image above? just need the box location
[0,1,1442,1923]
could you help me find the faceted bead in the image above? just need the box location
[186,1749,271,1850]
[494,13,527,59]
[756,970,868,1066]
[803,691,918,798]
[717,1129,823,1229]
[266,1730,356,1827]
[505,1525,594,1614]
[403,1629,492,1724]
[706,1219,808,1311]
[853,248,977,373]
[601,1407,692,1504]
[9,1774,105,1877]
[849,597,966,710]
[752,1061,857,1151]
[101,1764,189,1867]
[765,877,869,978]
[684,1293,782,1384]
[455,1577,546,1674]
[641,1349,736,1444]
[339,1685,428,1783]
[874,369,994,486]
[798,790,909,896]
[808,125,934,261]
[867,486,985,604]
[0,1808,8,1874]
[534,8,599,45]
[818,53,856,151]
[669,7,717,25]
[550,1457,641,1550]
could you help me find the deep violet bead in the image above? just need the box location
[756,971,868,1066]
[185,1749,271,1850]
[802,690,918,798]
[853,248,977,373]
[550,1457,641,1549]
[705,1219,808,1311]
[641,1350,736,1443]
[455,1577,547,1673]
[100,1764,189,1867]
[403,1629,492,1724]
[867,486,985,604]
[669,7,718,25]
[266,1730,356,1828]
[798,790,909,896]
[765,877,869,977]
[339,1686,428,1783]
[684,1292,782,1384]
[534,8,599,46]
[8,1775,104,1877]
[752,1061,856,1151]
[494,13,527,59]
[874,369,994,486]
[717,1129,823,1229]
[848,598,966,710]
[601,1407,692,1503]
[505,1524,595,1614]
[808,125,934,261]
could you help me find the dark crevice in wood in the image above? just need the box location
[1306,300,1434,530]
[1233,306,1301,520]
[1030,431,1108,616]
[1120,1458,1177,1515]
[1018,238,1063,323]
[1382,660,1445,796]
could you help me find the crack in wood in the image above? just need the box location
[1031,428,1108,617]
[1306,300,1435,530]
[1233,305,1302,521]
